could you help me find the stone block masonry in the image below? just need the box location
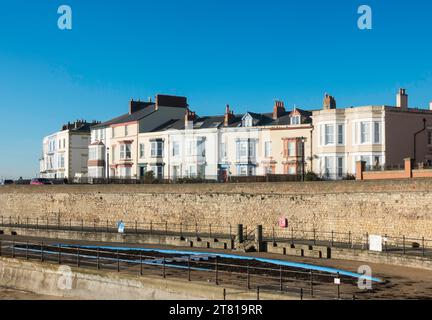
[1,179,432,238]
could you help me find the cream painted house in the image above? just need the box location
[312,90,432,179]
[40,120,97,180]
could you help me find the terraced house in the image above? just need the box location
[88,94,188,179]
[40,120,98,180]
[312,89,432,179]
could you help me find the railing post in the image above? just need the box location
[12,239,15,258]
[106,219,109,233]
[223,288,226,301]
[94,220,96,232]
[215,256,219,285]
[384,234,388,252]
[77,247,80,267]
[247,265,250,290]
[310,270,314,297]
[81,219,84,231]
[26,217,29,229]
[163,258,166,278]
[256,286,260,301]
[150,221,153,235]
[349,231,352,248]
[180,223,183,238]
[229,224,232,240]
[403,236,406,255]
[26,241,29,260]
[69,218,72,230]
[300,288,303,300]
[366,232,369,249]
[58,244,61,264]
[291,227,294,245]
[46,217,48,230]
[97,248,100,270]
[337,272,341,299]
[41,242,44,262]
[0,239,2,256]
[422,237,425,257]
[135,221,138,234]
[196,223,199,239]
[139,251,143,276]
[279,265,283,291]
[117,250,120,272]
[188,255,191,281]
[313,229,316,245]
[273,227,276,244]
[209,224,212,239]
[331,230,334,247]
[36,217,38,229]
[165,221,168,236]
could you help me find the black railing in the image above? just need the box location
[1,215,432,259]
[0,238,363,300]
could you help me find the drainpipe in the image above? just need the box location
[414,118,427,163]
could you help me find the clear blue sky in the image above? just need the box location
[0,0,431,178]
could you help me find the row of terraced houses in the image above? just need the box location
[39,89,432,181]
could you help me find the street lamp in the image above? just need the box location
[301,137,306,182]
[106,147,110,183]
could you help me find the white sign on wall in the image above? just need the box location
[369,235,383,252]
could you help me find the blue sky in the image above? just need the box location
[0,0,431,178]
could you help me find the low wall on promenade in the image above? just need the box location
[1,179,432,238]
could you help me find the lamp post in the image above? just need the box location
[106,147,110,183]
[301,137,306,182]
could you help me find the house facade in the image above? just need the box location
[40,120,97,179]
[312,90,432,179]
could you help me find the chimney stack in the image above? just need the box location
[397,88,408,109]
[323,93,336,110]
[185,110,197,129]
[224,105,235,127]
[273,100,286,120]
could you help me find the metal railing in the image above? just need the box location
[1,215,431,259]
[264,227,432,258]
[0,238,361,300]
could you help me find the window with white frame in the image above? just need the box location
[324,156,332,177]
[89,148,97,161]
[288,142,296,157]
[337,157,344,178]
[290,116,300,125]
[239,141,248,157]
[337,124,344,145]
[139,143,145,159]
[360,122,371,144]
[172,141,180,157]
[151,141,164,157]
[120,144,132,159]
[374,122,381,144]
[265,141,272,158]
[220,143,227,158]
[325,125,335,145]
[243,115,253,127]
[197,138,206,157]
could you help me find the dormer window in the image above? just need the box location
[290,115,301,125]
[242,114,253,127]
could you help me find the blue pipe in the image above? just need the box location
[58,244,383,283]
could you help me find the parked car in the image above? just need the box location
[1,179,14,185]
[30,178,54,185]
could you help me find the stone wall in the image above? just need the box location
[1,179,432,238]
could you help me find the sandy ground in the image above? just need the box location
[0,287,68,300]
